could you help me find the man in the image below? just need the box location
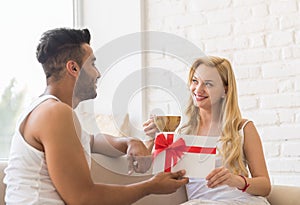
[4,28,188,205]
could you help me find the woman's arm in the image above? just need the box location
[142,117,158,152]
[242,121,271,196]
[206,121,271,196]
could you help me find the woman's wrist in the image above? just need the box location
[237,175,250,192]
[144,135,155,141]
[235,174,245,189]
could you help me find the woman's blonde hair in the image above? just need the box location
[179,56,248,176]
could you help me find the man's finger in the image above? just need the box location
[170,170,186,179]
[133,156,152,173]
[127,155,134,175]
[175,177,189,185]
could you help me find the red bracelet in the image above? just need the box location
[238,175,250,192]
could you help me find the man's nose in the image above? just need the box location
[96,68,101,79]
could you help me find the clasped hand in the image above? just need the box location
[127,138,152,174]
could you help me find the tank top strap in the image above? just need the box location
[239,120,252,145]
[240,120,252,131]
[27,95,60,110]
[17,95,60,127]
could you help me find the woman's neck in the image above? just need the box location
[197,106,222,136]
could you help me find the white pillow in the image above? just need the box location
[95,113,130,137]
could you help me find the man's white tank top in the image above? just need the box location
[3,95,91,205]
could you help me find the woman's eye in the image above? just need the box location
[205,82,213,87]
[192,79,198,84]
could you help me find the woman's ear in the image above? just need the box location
[221,86,228,99]
[66,60,79,77]
[224,86,228,94]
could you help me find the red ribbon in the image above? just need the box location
[153,133,216,172]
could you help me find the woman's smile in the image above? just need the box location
[193,93,209,101]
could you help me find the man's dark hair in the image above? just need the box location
[36,28,91,81]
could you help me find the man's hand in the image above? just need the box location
[146,170,189,195]
[127,138,152,174]
[91,133,152,174]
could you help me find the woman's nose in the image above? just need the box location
[195,83,205,93]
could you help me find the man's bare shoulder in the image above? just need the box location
[31,99,74,125]
[21,99,77,151]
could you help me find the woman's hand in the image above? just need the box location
[206,166,244,189]
[143,116,159,139]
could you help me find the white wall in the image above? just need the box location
[143,0,300,186]
[77,0,300,186]
[76,0,146,138]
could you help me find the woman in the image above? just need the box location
[143,56,271,204]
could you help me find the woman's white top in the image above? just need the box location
[3,95,91,205]
[183,121,270,205]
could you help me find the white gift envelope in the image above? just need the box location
[152,133,218,178]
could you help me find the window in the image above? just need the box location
[0,0,73,159]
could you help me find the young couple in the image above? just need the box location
[4,28,270,205]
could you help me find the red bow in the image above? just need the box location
[153,133,216,172]
[153,133,187,172]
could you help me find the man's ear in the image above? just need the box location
[66,60,79,77]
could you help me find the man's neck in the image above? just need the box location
[43,86,74,108]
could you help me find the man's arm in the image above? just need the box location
[90,133,148,157]
[90,129,153,173]
[35,102,188,204]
